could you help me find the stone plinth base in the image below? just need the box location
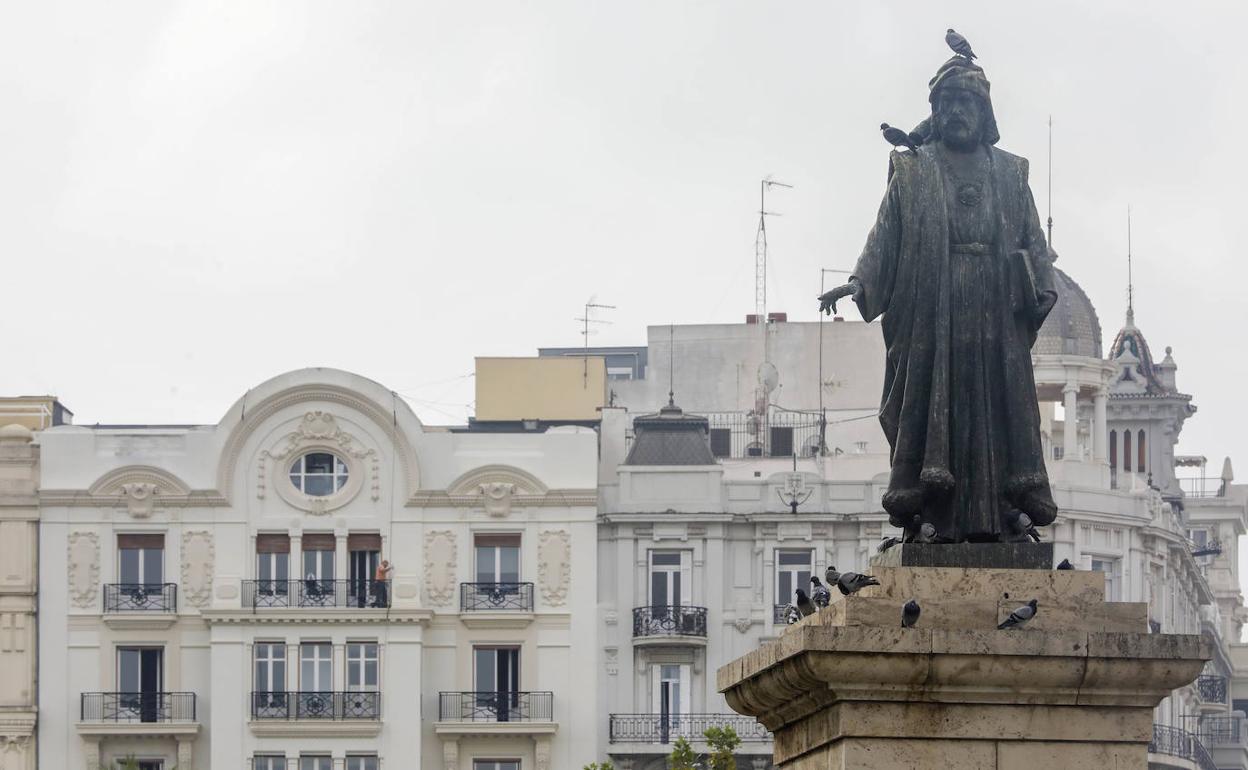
[872,541,1053,570]
[717,566,1209,769]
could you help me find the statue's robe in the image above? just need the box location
[850,145,1056,541]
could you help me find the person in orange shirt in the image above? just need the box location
[372,560,393,608]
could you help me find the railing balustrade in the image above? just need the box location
[80,691,196,722]
[246,758,382,770]
[632,605,708,638]
[460,582,535,612]
[103,583,178,613]
[609,713,771,744]
[242,580,391,609]
[1149,723,1192,760]
[438,691,553,722]
[1196,674,1227,704]
[1198,716,1247,747]
[249,691,380,720]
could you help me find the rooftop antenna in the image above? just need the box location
[575,298,616,388]
[1046,115,1053,247]
[1126,206,1134,325]
[668,324,676,407]
[755,178,793,350]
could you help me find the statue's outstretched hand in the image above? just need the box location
[817,280,861,315]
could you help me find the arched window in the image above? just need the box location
[1109,430,1117,468]
[1123,430,1132,472]
[1138,431,1147,476]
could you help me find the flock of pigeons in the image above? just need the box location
[878,29,979,155]
[780,557,1076,631]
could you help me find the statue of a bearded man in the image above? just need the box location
[818,55,1059,544]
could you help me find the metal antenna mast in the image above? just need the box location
[1126,206,1134,325]
[575,299,616,388]
[755,178,793,344]
[1047,115,1053,246]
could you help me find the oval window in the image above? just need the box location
[289,452,348,496]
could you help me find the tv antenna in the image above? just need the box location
[755,178,793,347]
[575,298,616,388]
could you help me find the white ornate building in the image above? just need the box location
[30,368,598,770]
[579,255,1248,770]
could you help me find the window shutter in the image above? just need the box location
[256,534,291,554]
[117,533,164,549]
[302,533,336,551]
[474,533,522,548]
[348,533,382,551]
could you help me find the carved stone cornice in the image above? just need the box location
[39,490,230,508]
[200,609,433,625]
[406,489,597,508]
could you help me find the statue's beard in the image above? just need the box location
[937,116,981,151]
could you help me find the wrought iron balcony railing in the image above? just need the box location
[103,583,178,613]
[1149,723,1192,759]
[438,691,553,722]
[609,713,771,744]
[460,582,535,612]
[1198,716,1247,747]
[250,691,381,720]
[633,605,708,638]
[248,758,382,770]
[242,580,391,609]
[81,691,196,722]
[1196,674,1228,704]
[1192,738,1218,770]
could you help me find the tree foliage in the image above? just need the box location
[704,725,742,770]
[668,736,699,770]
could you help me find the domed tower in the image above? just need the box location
[1104,299,1195,500]
[1031,250,1116,472]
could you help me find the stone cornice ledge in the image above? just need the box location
[201,609,433,625]
[717,625,1210,732]
[248,720,381,737]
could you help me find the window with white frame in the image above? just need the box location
[1090,557,1121,601]
[649,551,691,607]
[474,761,520,770]
[254,643,286,693]
[300,643,332,691]
[775,549,813,607]
[289,452,348,496]
[252,757,285,770]
[346,642,379,692]
[346,756,379,770]
[300,756,333,770]
[651,663,691,720]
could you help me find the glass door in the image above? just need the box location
[649,551,690,607]
[253,643,287,716]
[349,547,379,608]
[652,663,691,742]
[118,534,164,609]
[775,550,813,608]
[474,646,520,721]
[256,534,290,606]
[301,535,335,606]
[117,647,163,722]
[299,642,334,718]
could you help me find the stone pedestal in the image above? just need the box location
[717,565,1209,769]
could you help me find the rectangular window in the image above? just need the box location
[256,534,291,600]
[118,534,164,585]
[1090,557,1121,601]
[253,757,286,770]
[346,756,380,770]
[474,762,521,770]
[775,550,813,607]
[769,426,794,458]
[299,757,332,770]
[475,534,521,584]
[649,551,691,606]
[709,428,731,458]
[117,646,163,722]
[474,646,520,722]
[651,663,691,719]
[346,642,379,692]
[299,642,332,691]
[254,643,286,692]
[301,534,336,581]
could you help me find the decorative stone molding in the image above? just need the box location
[605,646,619,675]
[439,464,559,514]
[480,482,515,517]
[534,735,551,770]
[424,530,457,606]
[67,532,100,609]
[119,483,158,518]
[84,466,194,517]
[733,616,755,634]
[537,530,571,606]
[442,738,459,770]
[217,383,420,503]
[180,531,214,608]
[261,411,377,515]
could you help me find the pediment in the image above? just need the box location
[446,464,548,497]
[86,465,194,518]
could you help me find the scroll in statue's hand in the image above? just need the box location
[817,280,861,315]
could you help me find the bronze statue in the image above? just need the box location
[818,48,1058,544]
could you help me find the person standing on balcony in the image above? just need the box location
[372,560,393,608]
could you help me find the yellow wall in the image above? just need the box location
[474,357,606,421]
[0,396,70,430]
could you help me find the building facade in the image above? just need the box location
[34,369,598,770]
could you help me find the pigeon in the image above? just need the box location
[877,536,902,554]
[781,603,802,625]
[881,123,920,153]
[997,599,1038,630]
[794,588,817,618]
[836,571,881,596]
[1056,558,1075,570]
[825,566,840,586]
[810,576,832,609]
[945,28,977,60]
[901,600,922,628]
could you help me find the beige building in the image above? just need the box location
[0,423,40,770]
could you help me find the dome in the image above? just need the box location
[1035,262,1103,359]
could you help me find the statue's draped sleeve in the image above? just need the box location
[849,159,905,323]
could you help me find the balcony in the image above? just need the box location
[1198,716,1248,769]
[458,582,535,629]
[609,713,771,745]
[246,760,382,770]
[249,691,381,738]
[632,605,708,646]
[102,583,179,629]
[1196,674,1228,706]
[76,692,199,739]
[241,580,391,610]
[435,691,556,738]
[1148,724,1219,770]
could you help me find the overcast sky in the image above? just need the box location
[3,2,1245,474]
